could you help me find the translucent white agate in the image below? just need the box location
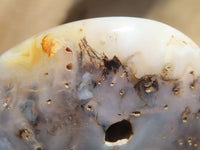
[0,17,200,150]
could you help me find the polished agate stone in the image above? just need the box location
[0,17,200,150]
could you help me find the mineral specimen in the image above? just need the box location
[0,17,200,150]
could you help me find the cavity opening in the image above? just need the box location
[105,120,133,146]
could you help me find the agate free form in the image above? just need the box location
[0,17,200,150]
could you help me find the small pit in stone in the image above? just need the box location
[35,147,43,150]
[18,129,31,140]
[134,75,159,103]
[105,120,133,146]
[65,47,72,53]
[66,63,73,70]
[46,99,52,105]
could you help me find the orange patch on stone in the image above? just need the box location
[41,34,57,57]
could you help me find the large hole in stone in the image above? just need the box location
[105,120,133,146]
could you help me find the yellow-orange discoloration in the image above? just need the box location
[28,39,43,64]
[0,36,43,68]
[41,34,57,57]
